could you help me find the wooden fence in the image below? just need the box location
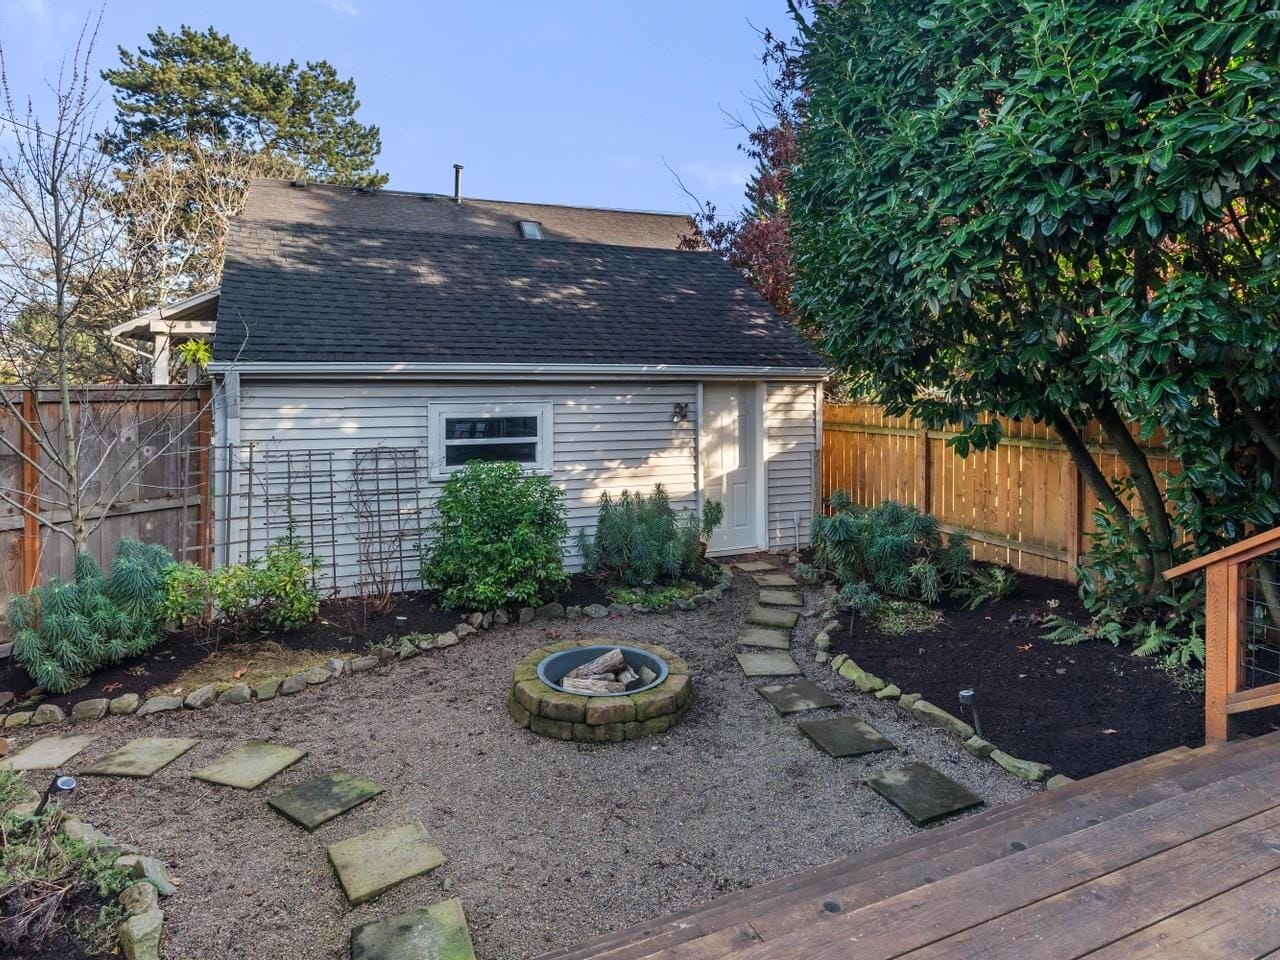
[821,403,1179,582]
[0,385,212,627]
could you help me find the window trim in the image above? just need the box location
[428,401,554,479]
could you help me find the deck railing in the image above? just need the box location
[1166,526,1280,741]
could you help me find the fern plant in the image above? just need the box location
[10,539,173,692]
[811,496,976,616]
[577,485,723,587]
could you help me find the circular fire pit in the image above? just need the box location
[509,640,692,742]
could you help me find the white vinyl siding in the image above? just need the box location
[218,380,697,593]
[214,376,822,596]
[765,381,818,550]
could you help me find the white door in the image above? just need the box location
[701,383,761,554]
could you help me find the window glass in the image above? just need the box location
[444,441,538,466]
[444,416,538,441]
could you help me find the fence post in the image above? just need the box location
[916,426,931,514]
[1061,455,1081,584]
[19,389,40,591]
[1203,560,1238,742]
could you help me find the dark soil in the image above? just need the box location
[831,573,1237,779]
[0,574,615,717]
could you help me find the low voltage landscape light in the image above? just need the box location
[959,689,983,739]
[34,774,77,816]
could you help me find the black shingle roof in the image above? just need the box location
[213,181,824,370]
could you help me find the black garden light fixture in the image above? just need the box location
[33,773,77,816]
[671,402,689,424]
[959,689,984,739]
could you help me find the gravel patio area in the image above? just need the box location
[59,570,1035,960]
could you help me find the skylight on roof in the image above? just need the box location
[516,220,544,240]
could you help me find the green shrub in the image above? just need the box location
[421,461,569,611]
[577,485,723,587]
[954,566,1020,611]
[608,581,702,610]
[160,535,320,635]
[812,495,976,616]
[10,539,172,693]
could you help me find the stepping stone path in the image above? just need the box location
[0,734,99,770]
[268,769,385,831]
[193,741,307,789]
[84,738,200,778]
[799,716,897,757]
[736,650,802,677]
[350,898,476,960]
[731,556,985,832]
[866,762,983,826]
[757,681,840,715]
[328,821,445,905]
[736,627,792,650]
[746,605,799,630]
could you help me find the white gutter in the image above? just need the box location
[206,361,829,381]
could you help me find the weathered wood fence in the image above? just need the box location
[821,403,1179,582]
[0,385,212,626]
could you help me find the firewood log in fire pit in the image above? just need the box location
[563,648,626,681]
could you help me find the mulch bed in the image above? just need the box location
[0,575,614,716]
[830,572,1254,779]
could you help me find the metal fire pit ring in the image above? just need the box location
[536,644,669,696]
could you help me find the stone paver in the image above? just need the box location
[757,589,803,607]
[865,762,983,826]
[192,741,307,790]
[0,734,99,770]
[736,651,802,678]
[746,606,799,630]
[267,769,384,831]
[756,681,841,716]
[349,898,476,960]
[328,821,445,905]
[734,560,776,572]
[83,738,200,778]
[753,573,799,588]
[736,627,792,650]
[798,716,897,757]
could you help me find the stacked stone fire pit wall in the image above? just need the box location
[508,640,692,742]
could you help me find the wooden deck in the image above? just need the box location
[539,731,1280,959]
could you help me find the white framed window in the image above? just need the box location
[428,402,553,479]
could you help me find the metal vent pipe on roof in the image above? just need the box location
[453,164,464,204]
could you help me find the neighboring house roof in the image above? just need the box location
[212,179,825,372]
[242,178,697,249]
[109,287,221,340]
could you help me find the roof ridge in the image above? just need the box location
[248,177,694,220]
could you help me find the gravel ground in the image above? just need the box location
[42,569,1035,960]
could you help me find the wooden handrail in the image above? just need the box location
[1165,525,1280,580]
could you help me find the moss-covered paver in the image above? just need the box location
[736,651,802,677]
[192,741,307,790]
[267,769,384,831]
[756,681,840,716]
[753,573,799,588]
[83,738,200,778]
[736,627,792,649]
[734,560,776,572]
[746,606,799,630]
[757,589,803,607]
[798,716,897,757]
[0,734,99,770]
[865,762,983,826]
[349,898,476,960]
[328,821,445,906]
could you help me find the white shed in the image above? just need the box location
[204,180,826,595]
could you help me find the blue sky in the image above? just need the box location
[0,0,797,217]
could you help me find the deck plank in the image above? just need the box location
[1081,868,1280,960]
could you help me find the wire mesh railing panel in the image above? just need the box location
[1242,550,1280,689]
[350,446,428,597]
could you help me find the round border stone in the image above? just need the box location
[509,640,692,742]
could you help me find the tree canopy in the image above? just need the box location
[792,0,1280,627]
